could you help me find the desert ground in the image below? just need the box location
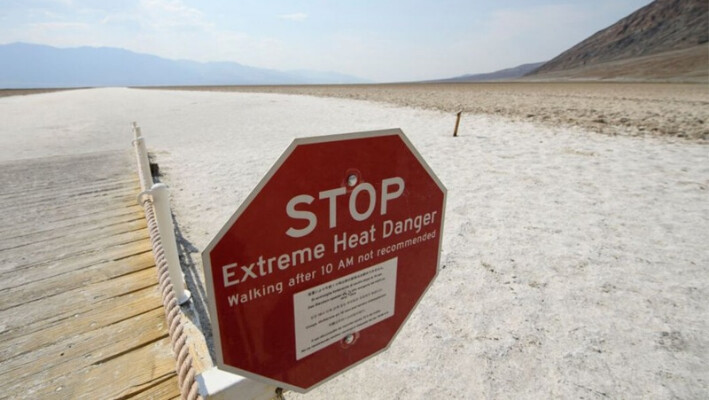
[0,88,78,98]
[0,84,707,399]
[158,82,709,140]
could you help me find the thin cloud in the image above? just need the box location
[44,0,74,6]
[101,13,139,25]
[278,12,308,22]
[29,22,90,31]
[139,0,211,30]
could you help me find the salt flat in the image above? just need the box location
[1,88,707,399]
[169,82,709,140]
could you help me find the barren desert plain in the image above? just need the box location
[163,81,709,140]
[0,81,707,399]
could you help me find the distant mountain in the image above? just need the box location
[284,69,371,85]
[0,42,367,88]
[434,62,546,82]
[528,0,708,81]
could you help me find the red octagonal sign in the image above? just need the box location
[202,129,446,392]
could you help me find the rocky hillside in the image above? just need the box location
[530,0,708,80]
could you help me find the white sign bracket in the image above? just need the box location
[197,367,279,400]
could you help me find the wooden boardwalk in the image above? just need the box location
[0,151,180,399]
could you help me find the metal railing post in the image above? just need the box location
[150,183,192,305]
[132,121,141,139]
[132,123,191,306]
[132,124,153,191]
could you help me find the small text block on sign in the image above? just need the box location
[293,258,398,360]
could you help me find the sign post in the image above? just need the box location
[202,129,446,392]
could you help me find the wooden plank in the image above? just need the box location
[0,149,134,175]
[0,285,163,364]
[0,229,152,282]
[0,203,144,245]
[67,338,178,400]
[0,239,153,294]
[0,226,150,276]
[0,267,158,341]
[0,250,155,311]
[0,194,140,240]
[1,309,173,398]
[0,215,147,260]
[0,173,131,198]
[2,189,138,225]
[0,215,146,255]
[0,177,137,201]
[122,375,181,400]
[0,176,137,205]
[0,185,139,216]
[0,178,137,206]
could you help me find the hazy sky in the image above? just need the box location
[1,0,653,82]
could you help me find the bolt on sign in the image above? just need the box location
[202,129,446,392]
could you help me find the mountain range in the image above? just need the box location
[1,0,706,88]
[527,0,708,81]
[431,62,546,83]
[0,43,367,88]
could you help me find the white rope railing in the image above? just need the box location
[132,123,200,400]
[131,123,280,400]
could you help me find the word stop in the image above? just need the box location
[286,177,404,238]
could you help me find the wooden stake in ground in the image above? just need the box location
[453,110,462,137]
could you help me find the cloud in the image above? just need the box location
[138,0,212,30]
[44,0,74,6]
[28,21,90,31]
[101,13,139,25]
[277,12,308,22]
